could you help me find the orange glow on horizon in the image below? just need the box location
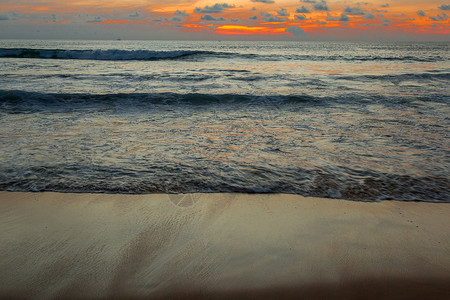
[214,25,288,35]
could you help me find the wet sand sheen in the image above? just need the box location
[0,192,449,299]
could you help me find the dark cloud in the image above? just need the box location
[372,9,388,13]
[417,10,426,16]
[295,15,307,20]
[266,16,286,22]
[324,11,354,23]
[314,1,329,11]
[174,10,189,17]
[170,17,182,22]
[339,14,350,21]
[201,14,226,21]
[438,12,448,19]
[129,12,140,18]
[249,15,258,20]
[381,3,389,8]
[430,12,448,21]
[286,25,307,36]
[231,18,238,22]
[251,0,275,3]
[344,6,365,15]
[302,0,317,3]
[439,5,450,10]
[0,14,10,20]
[277,8,289,16]
[296,6,311,13]
[194,3,235,14]
[363,13,375,19]
[261,12,286,22]
[87,16,102,23]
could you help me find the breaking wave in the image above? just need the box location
[0,48,444,62]
[0,48,211,60]
[0,164,448,202]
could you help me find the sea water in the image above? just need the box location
[0,40,448,201]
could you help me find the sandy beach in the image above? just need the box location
[0,192,449,299]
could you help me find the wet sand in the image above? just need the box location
[0,192,449,299]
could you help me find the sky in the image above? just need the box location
[0,1,449,41]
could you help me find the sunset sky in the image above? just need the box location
[0,1,449,40]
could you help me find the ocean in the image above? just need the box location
[0,40,448,202]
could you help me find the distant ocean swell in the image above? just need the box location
[0,48,444,62]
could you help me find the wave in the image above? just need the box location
[0,90,322,113]
[0,164,448,202]
[0,48,211,60]
[0,48,443,62]
[2,90,447,114]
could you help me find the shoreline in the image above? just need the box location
[1,192,449,299]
